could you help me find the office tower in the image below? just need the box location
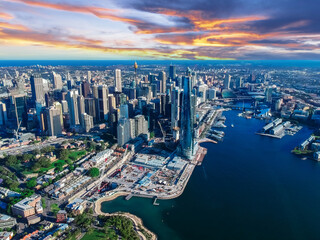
[207,88,217,100]
[119,104,129,119]
[53,72,63,90]
[108,94,116,113]
[171,87,181,130]
[80,113,93,133]
[129,118,136,139]
[198,84,208,103]
[236,77,243,88]
[53,102,63,127]
[0,102,7,126]
[180,76,195,159]
[114,69,122,92]
[84,98,96,122]
[119,93,127,105]
[158,71,166,94]
[77,95,85,127]
[93,85,109,121]
[8,93,27,128]
[87,71,92,82]
[117,118,130,146]
[30,74,45,105]
[275,98,283,111]
[169,65,176,80]
[66,89,79,127]
[265,87,273,103]
[61,100,68,114]
[47,106,62,136]
[134,115,148,137]
[81,81,91,97]
[224,75,231,90]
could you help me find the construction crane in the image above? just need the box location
[157,120,166,142]
[14,120,22,140]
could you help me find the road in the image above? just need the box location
[0,138,66,156]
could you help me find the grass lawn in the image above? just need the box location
[68,150,86,161]
[82,230,107,240]
[82,229,118,240]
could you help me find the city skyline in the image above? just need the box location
[1,0,320,60]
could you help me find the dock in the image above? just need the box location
[153,197,159,206]
[125,194,133,200]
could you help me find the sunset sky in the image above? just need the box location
[1,0,320,60]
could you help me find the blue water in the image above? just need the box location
[101,110,320,240]
[1,60,320,68]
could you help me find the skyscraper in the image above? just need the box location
[169,65,176,81]
[66,89,79,127]
[180,76,195,159]
[117,118,130,146]
[171,87,181,130]
[114,69,122,92]
[158,71,166,94]
[47,106,62,136]
[93,85,109,121]
[30,74,45,105]
[52,72,63,90]
[224,74,231,89]
[80,113,93,132]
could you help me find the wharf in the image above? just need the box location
[255,132,283,139]
[196,147,208,166]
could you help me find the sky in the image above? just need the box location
[0,0,320,60]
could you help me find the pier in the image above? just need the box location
[153,197,159,206]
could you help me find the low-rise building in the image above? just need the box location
[0,214,16,229]
[12,195,43,218]
[56,210,67,223]
[0,231,13,240]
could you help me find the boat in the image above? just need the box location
[231,124,234,128]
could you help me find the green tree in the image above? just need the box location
[88,167,100,177]
[26,178,37,189]
[57,149,69,160]
[5,155,19,167]
[23,154,33,162]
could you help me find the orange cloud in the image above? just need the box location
[0,12,13,19]
[0,21,29,31]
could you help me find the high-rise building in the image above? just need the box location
[30,74,45,105]
[53,102,63,127]
[77,95,85,119]
[180,76,195,159]
[52,72,63,90]
[119,104,129,119]
[169,65,176,81]
[61,100,68,114]
[265,87,273,103]
[108,94,116,113]
[81,81,91,97]
[47,106,62,136]
[117,118,130,146]
[158,71,166,94]
[87,71,92,82]
[224,75,231,90]
[134,115,148,137]
[93,85,109,121]
[84,98,96,122]
[80,113,93,132]
[66,89,79,127]
[171,87,181,130]
[114,69,122,92]
[0,102,7,126]
[207,88,217,100]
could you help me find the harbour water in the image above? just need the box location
[101,110,320,240]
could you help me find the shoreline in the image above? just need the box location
[93,143,209,239]
[94,192,157,240]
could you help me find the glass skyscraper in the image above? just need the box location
[180,76,195,159]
